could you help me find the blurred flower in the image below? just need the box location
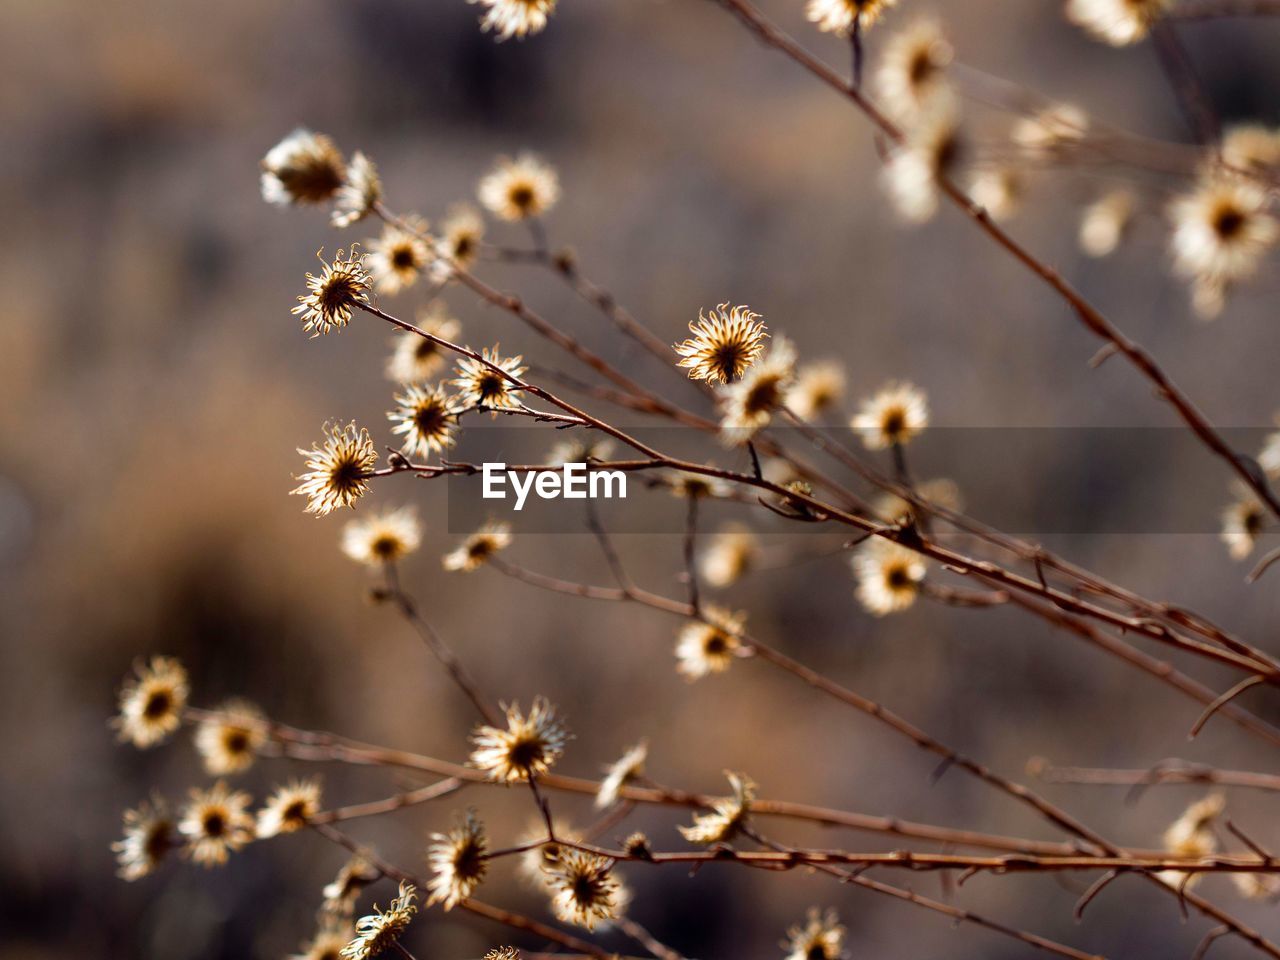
[470,697,568,782]
[1221,495,1266,560]
[783,908,846,960]
[293,422,378,516]
[114,656,188,748]
[519,820,580,888]
[883,95,963,223]
[596,741,648,809]
[440,204,485,269]
[1066,0,1172,46]
[386,304,462,384]
[427,810,488,909]
[699,525,760,588]
[179,781,255,867]
[1260,430,1280,478]
[668,473,731,499]
[719,336,796,442]
[262,129,346,207]
[479,153,560,220]
[875,18,952,122]
[1170,175,1277,320]
[195,699,267,775]
[674,303,769,385]
[294,248,372,337]
[1222,125,1280,175]
[389,384,459,458]
[443,520,513,572]
[675,606,745,680]
[470,0,557,41]
[323,857,381,917]
[806,0,897,36]
[1013,103,1089,159]
[873,477,962,525]
[1157,794,1223,891]
[851,381,928,449]
[854,540,926,615]
[451,346,528,412]
[367,218,432,295]
[341,881,417,959]
[1079,190,1135,258]
[545,850,621,929]
[969,167,1023,221]
[258,779,322,838]
[788,361,846,422]
[113,797,174,881]
[332,152,382,228]
[342,506,423,566]
[1234,873,1280,901]
[679,771,754,844]
[484,950,521,960]
[290,929,350,960]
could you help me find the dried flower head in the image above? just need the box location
[262,129,347,207]
[596,741,649,810]
[293,422,379,516]
[547,435,614,467]
[851,381,929,449]
[679,770,755,844]
[257,778,322,838]
[1222,125,1280,175]
[386,304,462,384]
[470,697,568,782]
[875,18,952,122]
[294,248,372,337]
[806,0,897,36]
[342,506,423,566]
[341,881,417,960]
[788,361,846,422]
[1157,794,1224,891]
[389,384,459,459]
[1234,873,1280,901]
[854,539,926,615]
[1013,104,1090,160]
[1221,495,1267,561]
[783,908,847,960]
[675,606,746,680]
[114,656,189,748]
[324,856,381,917]
[699,524,760,588]
[969,167,1023,222]
[1170,176,1277,319]
[443,520,513,572]
[1079,190,1135,258]
[179,780,255,867]
[332,152,383,228]
[427,809,489,909]
[451,346,528,412]
[479,153,560,220]
[873,477,962,526]
[518,821,580,887]
[674,303,769,385]
[1066,0,1172,45]
[668,472,731,500]
[470,0,557,41]
[484,950,521,960]
[622,832,652,859]
[113,797,175,881]
[290,929,350,960]
[367,218,432,295]
[883,95,963,223]
[719,336,797,442]
[195,699,267,775]
[544,850,621,929]
[440,204,485,269]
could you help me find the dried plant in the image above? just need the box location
[110,3,1280,959]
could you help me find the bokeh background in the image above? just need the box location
[4,1,1280,958]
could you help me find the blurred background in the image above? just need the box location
[4,1,1280,957]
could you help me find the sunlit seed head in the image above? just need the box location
[292,422,379,516]
[257,778,322,838]
[113,797,175,881]
[675,606,746,681]
[331,152,383,228]
[875,17,952,122]
[544,849,621,929]
[195,699,267,775]
[341,881,417,960]
[718,336,797,443]
[1220,495,1267,561]
[595,740,649,810]
[854,539,926,615]
[261,129,347,207]
[389,384,459,459]
[806,0,898,36]
[883,94,963,223]
[367,218,432,295]
[1065,0,1173,46]
[426,809,489,909]
[443,520,513,572]
[114,656,189,749]
[674,303,769,385]
[386,304,462,384]
[469,696,569,782]
[451,346,528,413]
[179,780,255,868]
[478,153,560,220]
[323,856,381,918]
[851,381,929,450]
[342,506,423,567]
[293,248,372,337]
[782,907,846,960]
[698,525,760,589]
[1079,190,1135,258]
[1157,793,1223,892]
[440,204,486,269]
[679,770,755,845]
[469,0,557,41]
[787,361,846,423]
